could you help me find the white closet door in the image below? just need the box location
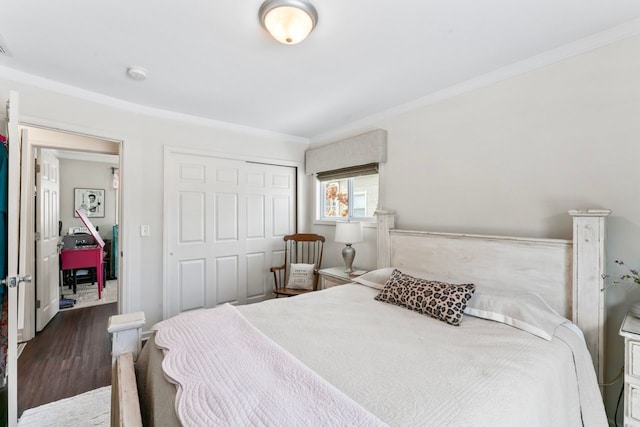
[245,162,296,303]
[164,152,296,318]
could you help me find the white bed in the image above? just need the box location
[111,209,610,426]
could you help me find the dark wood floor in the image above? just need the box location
[17,303,117,416]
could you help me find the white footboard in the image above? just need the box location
[108,312,146,427]
[111,352,143,427]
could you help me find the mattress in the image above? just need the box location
[136,283,606,426]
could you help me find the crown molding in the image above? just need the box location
[0,65,309,145]
[311,17,640,143]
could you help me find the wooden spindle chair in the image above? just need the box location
[271,233,325,297]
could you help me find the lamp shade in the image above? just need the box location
[259,0,318,45]
[334,221,363,244]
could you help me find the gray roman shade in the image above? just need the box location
[305,129,387,175]
[316,163,379,181]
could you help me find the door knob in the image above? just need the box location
[1,275,32,287]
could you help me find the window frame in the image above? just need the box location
[313,170,380,226]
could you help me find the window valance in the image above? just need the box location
[305,129,387,175]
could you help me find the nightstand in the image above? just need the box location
[319,267,366,290]
[619,312,640,425]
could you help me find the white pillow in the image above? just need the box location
[464,289,568,340]
[286,263,316,290]
[351,267,437,290]
[351,267,395,290]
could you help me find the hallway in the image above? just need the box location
[17,303,116,416]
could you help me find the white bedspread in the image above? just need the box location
[153,303,386,427]
[237,284,607,427]
[153,283,606,426]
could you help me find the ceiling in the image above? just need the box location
[1,1,639,140]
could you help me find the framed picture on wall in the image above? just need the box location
[74,188,105,218]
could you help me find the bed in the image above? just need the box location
[110,209,610,426]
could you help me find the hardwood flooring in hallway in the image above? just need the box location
[17,303,117,416]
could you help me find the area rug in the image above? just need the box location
[60,279,117,310]
[18,385,110,426]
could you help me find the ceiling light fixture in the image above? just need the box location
[259,0,318,45]
[126,66,148,81]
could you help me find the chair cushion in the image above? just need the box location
[286,263,316,290]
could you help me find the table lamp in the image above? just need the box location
[334,221,363,274]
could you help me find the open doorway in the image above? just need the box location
[19,125,122,342]
[51,149,119,314]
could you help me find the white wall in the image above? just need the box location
[58,157,118,239]
[311,34,640,421]
[0,78,308,333]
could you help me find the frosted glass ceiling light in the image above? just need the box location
[259,0,318,45]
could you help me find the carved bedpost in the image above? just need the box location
[569,209,611,386]
[375,210,395,268]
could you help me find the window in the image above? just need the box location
[317,164,379,221]
[352,191,367,217]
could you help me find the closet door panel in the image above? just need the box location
[165,152,296,317]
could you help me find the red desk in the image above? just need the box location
[61,246,104,299]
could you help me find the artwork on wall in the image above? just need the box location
[74,188,105,218]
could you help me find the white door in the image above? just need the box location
[35,148,60,331]
[6,91,30,427]
[164,152,296,318]
[245,162,296,303]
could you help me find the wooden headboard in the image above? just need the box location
[375,209,611,384]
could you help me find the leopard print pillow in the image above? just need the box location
[374,269,475,326]
[373,268,407,306]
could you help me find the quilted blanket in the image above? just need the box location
[153,303,386,426]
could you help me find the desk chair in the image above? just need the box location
[64,268,97,294]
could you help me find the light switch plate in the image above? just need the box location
[140,224,150,237]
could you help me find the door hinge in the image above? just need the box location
[35,162,40,174]
[35,300,41,309]
[34,231,41,241]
